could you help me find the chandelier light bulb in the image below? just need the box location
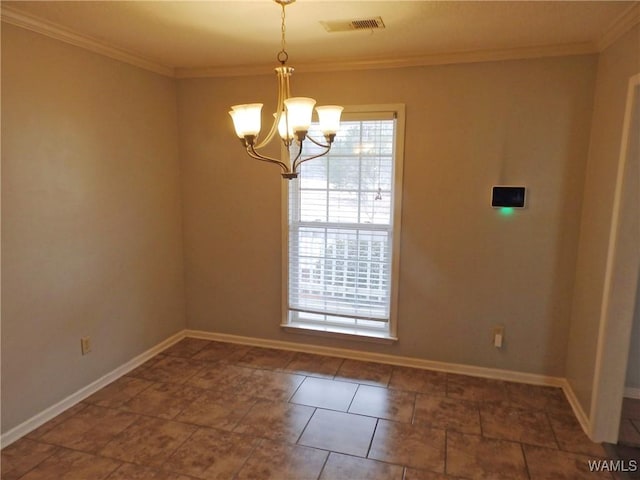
[229,103,263,138]
[283,97,316,133]
[316,106,344,136]
[275,111,294,141]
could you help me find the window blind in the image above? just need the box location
[288,118,396,323]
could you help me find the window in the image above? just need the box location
[283,105,405,341]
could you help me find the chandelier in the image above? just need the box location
[229,0,343,179]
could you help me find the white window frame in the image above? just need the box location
[280,104,405,343]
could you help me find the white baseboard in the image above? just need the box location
[560,379,592,437]
[625,387,640,399]
[185,329,565,388]
[2,328,592,448]
[190,330,599,437]
[0,330,185,448]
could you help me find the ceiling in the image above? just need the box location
[2,1,638,77]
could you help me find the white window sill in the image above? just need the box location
[281,322,398,345]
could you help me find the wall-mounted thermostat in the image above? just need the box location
[491,186,526,208]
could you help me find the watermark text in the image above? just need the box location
[588,459,638,473]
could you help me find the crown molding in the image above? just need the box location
[0,5,175,78]
[2,2,635,80]
[176,41,598,79]
[597,1,640,52]
[175,63,279,79]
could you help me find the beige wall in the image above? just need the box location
[1,25,186,432]
[565,24,640,416]
[7,17,631,437]
[178,55,597,376]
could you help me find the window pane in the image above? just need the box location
[290,117,396,326]
[328,157,360,190]
[327,191,359,223]
[289,226,391,320]
[300,157,327,188]
[300,190,327,222]
[359,191,391,225]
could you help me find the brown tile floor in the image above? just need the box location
[608,397,640,479]
[0,338,626,479]
[619,398,640,448]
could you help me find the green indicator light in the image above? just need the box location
[499,207,515,216]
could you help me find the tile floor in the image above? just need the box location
[0,338,631,479]
[619,398,640,448]
[609,398,640,479]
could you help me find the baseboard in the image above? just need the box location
[0,330,186,448]
[185,329,566,388]
[560,379,592,438]
[625,387,640,399]
[190,330,599,436]
[2,328,589,448]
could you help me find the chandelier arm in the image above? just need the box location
[247,144,290,173]
[255,66,292,150]
[292,144,331,172]
[255,78,285,150]
[304,135,331,149]
[290,139,304,171]
[254,114,280,150]
[284,69,291,97]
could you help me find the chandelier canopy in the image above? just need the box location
[229,0,343,179]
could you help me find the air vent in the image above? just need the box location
[320,17,385,33]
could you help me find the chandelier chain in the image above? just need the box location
[277,2,288,64]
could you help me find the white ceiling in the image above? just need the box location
[2,1,638,77]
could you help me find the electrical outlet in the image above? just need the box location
[81,336,92,355]
[493,326,505,348]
